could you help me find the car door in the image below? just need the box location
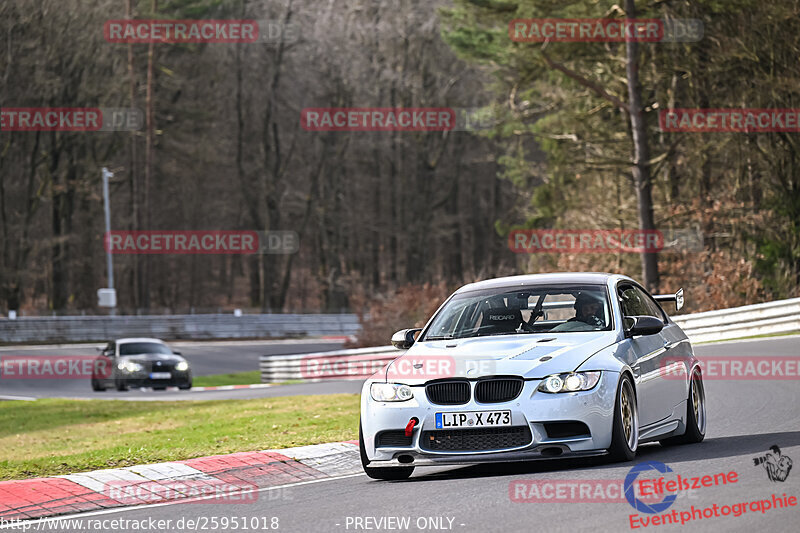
[642,288,691,420]
[618,283,672,426]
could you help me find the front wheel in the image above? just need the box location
[660,369,706,446]
[115,379,128,392]
[607,374,638,462]
[91,378,105,391]
[359,422,414,480]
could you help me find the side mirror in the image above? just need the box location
[391,328,422,350]
[173,351,182,355]
[624,316,664,337]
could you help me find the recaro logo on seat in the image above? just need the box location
[489,315,516,321]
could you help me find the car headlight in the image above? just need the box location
[119,361,144,373]
[175,361,189,371]
[538,371,601,393]
[370,383,414,402]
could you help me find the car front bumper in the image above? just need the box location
[361,371,619,467]
[116,370,191,388]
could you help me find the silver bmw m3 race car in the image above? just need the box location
[359,273,705,480]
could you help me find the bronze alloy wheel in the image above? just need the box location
[691,370,706,435]
[620,378,639,452]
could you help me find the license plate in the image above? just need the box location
[435,410,511,429]
[149,372,171,379]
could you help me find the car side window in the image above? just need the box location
[619,285,665,321]
[639,289,667,321]
[619,286,642,317]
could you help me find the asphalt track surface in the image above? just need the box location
[8,335,800,533]
[0,339,348,400]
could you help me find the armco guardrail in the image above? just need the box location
[260,346,400,383]
[673,297,800,344]
[260,298,800,383]
[0,313,360,343]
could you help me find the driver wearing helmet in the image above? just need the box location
[567,292,605,328]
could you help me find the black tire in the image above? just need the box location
[359,422,414,480]
[607,373,638,462]
[91,378,105,391]
[115,379,128,392]
[178,381,192,390]
[660,369,706,446]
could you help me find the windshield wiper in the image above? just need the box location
[472,330,539,338]
[424,335,454,341]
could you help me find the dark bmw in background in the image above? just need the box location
[91,337,192,391]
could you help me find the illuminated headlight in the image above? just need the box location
[543,375,563,393]
[370,383,414,402]
[175,361,189,371]
[119,361,144,373]
[538,371,601,393]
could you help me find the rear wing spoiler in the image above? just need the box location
[654,288,684,311]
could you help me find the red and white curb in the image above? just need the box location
[189,383,273,392]
[0,442,361,521]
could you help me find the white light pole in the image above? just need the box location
[103,168,114,289]
[98,168,117,313]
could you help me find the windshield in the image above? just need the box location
[118,342,173,356]
[423,285,612,340]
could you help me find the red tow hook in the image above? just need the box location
[405,417,419,437]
